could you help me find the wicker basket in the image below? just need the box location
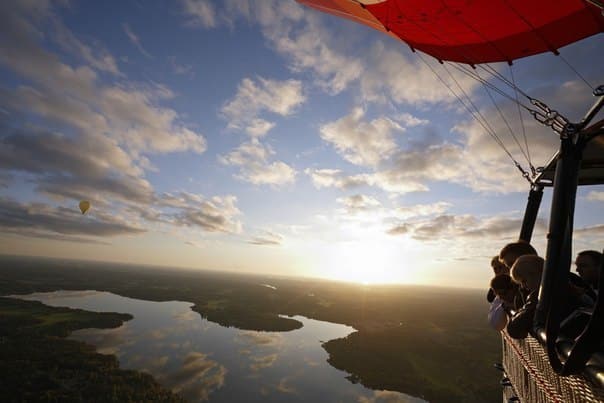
[501,332,604,402]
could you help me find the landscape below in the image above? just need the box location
[0,255,500,402]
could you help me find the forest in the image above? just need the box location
[0,296,184,402]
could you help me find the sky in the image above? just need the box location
[1,0,603,289]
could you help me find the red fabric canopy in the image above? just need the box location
[298,0,604,64]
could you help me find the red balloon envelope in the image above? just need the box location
[297,0,604,64]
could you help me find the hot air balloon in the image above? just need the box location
[297,1,604,401]
[79,200,91,214]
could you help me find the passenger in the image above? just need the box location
[508,255,593,339]
[507,255,543,339]
[487,255,509,303]
[499,241,537,304]
[488,274,522,331]
[499,241,538,270]
[575,250,603,291]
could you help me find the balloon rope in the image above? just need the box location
[417,53,522,171]
[508,65,533,175]
[558,53,595,91]
[473,67,533,168]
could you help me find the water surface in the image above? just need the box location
[17,290,426,403]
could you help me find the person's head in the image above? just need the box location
[575,250,602,287]
[499,241,537,270]
[490,274,518,303]
[491,255,508,275]
[511,255,544,292]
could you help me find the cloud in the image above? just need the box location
[0,173,12,188]
[393,113,429,127]
[122,23,152,58]
[169,56,194,77]
[386,213,547,242]
[222,77,305,137]
[247,119,276,138]
[249,353,279,371]
[248,230,284,246]
[0,197,146,240]
[243,1,363,94]
[320,107,402,167]
[587,191,604,202]
[236,331,283,346]
[190,0,363,95]
[0,126,154,204]
[358,390,423,403]
[394,202,452,220]
[52,18,121,76]
[0,2,232,245]
[386,224,410,236]
[275,375,298,395]
[359,41,480,106]
[574,224,604,237]
[220,140,296,186]
[305,169,369,190]
[162,352,227,402]
[0,4,206,158]
[181,0,216,29]
[336,194,381,215]
[159,192,242,234]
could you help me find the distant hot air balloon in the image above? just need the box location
[79,200,91,214]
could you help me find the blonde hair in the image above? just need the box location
[511,255,544,290]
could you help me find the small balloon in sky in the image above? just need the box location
[79,200,91,214]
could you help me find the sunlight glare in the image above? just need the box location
[321,240,401,285]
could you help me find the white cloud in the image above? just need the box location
[248,230,284,246]
[53,19,121,75]
[360,42,480,106]
[320,108,402,167]
[162,351,226,401]
[169,56,194,77]
[246,119,276,138]
[190,0,363,95]
[0,197,145,242]
[0,2,230,244]
[122,23,152,58]
[393,112,429,127]
[587,191,604,202]
[336,194,381,214]
[394,202,452,219]
[574,224,604,237]
[222,77,305,137]
[220,140,296,186]
[305,168,369,190]
[181,0,216,28]
[386,213,546,242]
[159,192,243,234]
[0,5,206,158]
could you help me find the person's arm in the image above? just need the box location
[506,293,537,339]
[488,296,508,331]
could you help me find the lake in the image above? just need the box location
[16,290,427,403]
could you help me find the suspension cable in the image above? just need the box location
[558,53,595,91]
[449,63,533,112]
[474,67,533,169]
[451,62,569,135]
[416,53,530,180]
[442,63,518,161]
[509,65,534,174]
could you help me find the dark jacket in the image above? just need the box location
[507,290,538,339]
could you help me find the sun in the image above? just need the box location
[319,239,403,285]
